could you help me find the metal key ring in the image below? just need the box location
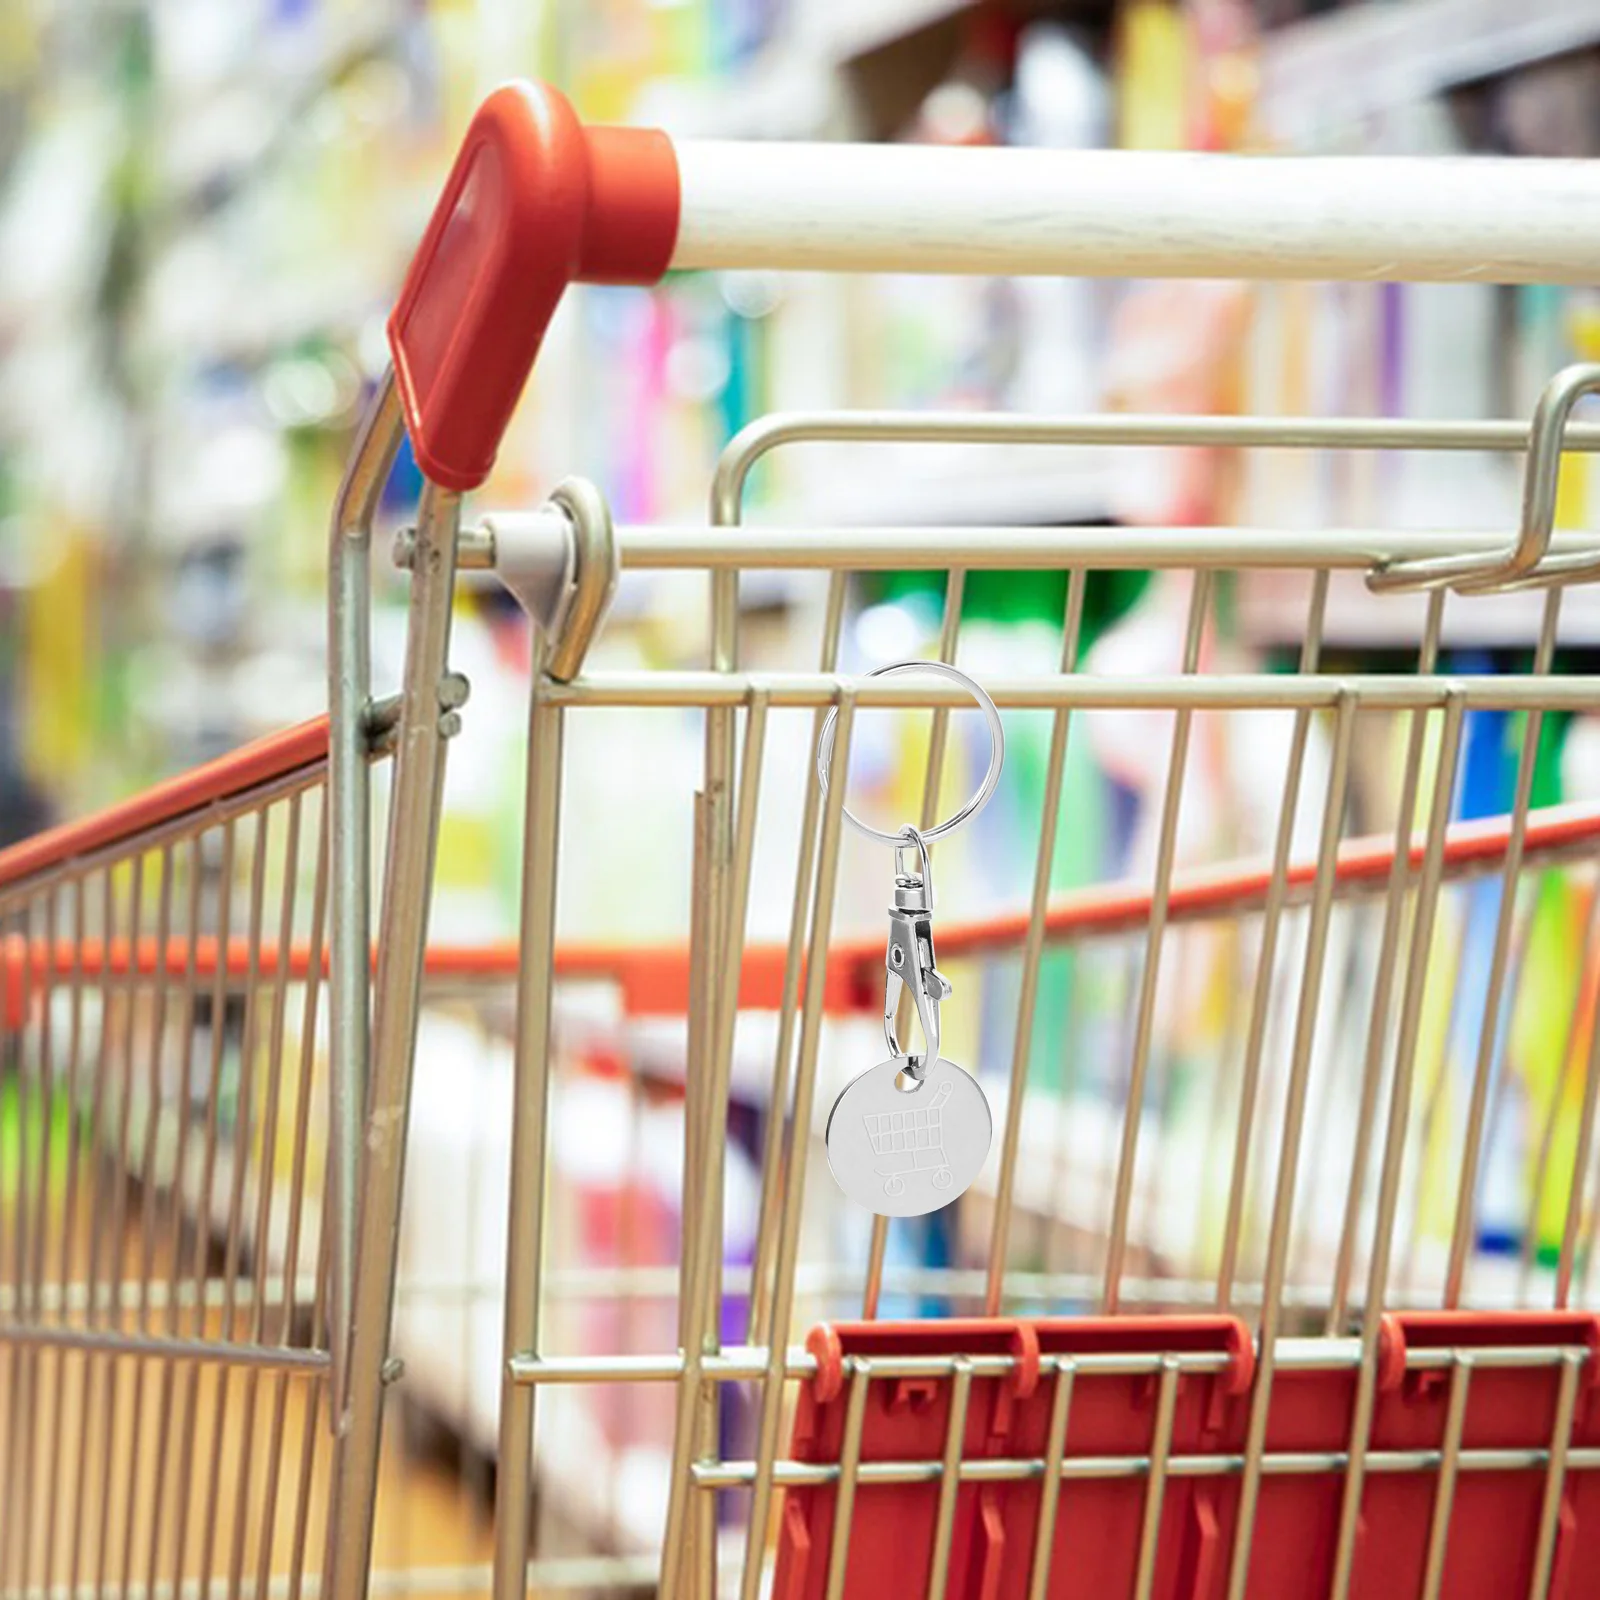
[816,660,1005,847]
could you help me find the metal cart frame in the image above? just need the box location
[6,74,1600,1600]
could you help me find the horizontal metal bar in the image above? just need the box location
[509,1340,1593,1386]
[613,526,1600,573]
[510,1347,1228,1386]
[1,1554,675,1600]
[0,1280,317,1317]
[414,1264,1338,1308]
[14,1263,1572,1325]
[715,412,1600,455]
[412,1266,1581,1315]
[548,673,1600,713]
[0,1320,329,1372]
[692,1443,1600,1490]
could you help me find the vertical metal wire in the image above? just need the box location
[1103,572,1211,1312]
[459,1018,495,1558]
[748,574,846,1346]
[925,1357,974,1600]
[1216,572,1328,1312]
[1133,1356,1182,1600]
[1418,1355,1472,1600]
[67,864,121,1598]
[228,795,303,1600]
[682,797,712,1358]
[145,832,206,1598]
[985,568,1087,1315]
[326,373,402,1461]
[41,873,87,1600]
[491,679,566,1600]
[1329,690,1467,1600]
[681,469,747,1600]
[118,842,176,1599]
[1,890,42,1594]
[197,811,271,1598]
[1025,1358,1075,1600]
[95,851,146,1595]
[21,886,59,1595]
[1327,591,1446,1334]
[172,818,237,1598]
[325,479,461,1600]
[681,789,720,1600]
[1225,691,1356,1600]
[132,848,177,1324]
[1527,1349,1581,1599]
[864,569,966,1319]
[1444,591,1561,1306]
[660,689,769,1600]
[821,1360,873,1600]
[739,689,856,1600]
[707,687,773,1473]
[11,903,34,1562]
[286,1190,335,1600]
[256,812,328,1600]
[0,902,16,1590]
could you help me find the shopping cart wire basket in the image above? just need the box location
[6,76,1600,1600]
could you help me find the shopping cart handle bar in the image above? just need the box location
[390,80,1600,495]
[670,143,1600,287]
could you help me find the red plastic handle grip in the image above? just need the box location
[387,82,680,492]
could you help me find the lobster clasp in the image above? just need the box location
[884,827,951,1078]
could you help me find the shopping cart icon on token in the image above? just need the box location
[864,1080,955,1197]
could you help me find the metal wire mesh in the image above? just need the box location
[480,408,1600,1600]
[0,769,336,1600]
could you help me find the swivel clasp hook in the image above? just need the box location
[884,826,951,1079]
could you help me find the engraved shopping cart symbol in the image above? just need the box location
[863,1081,955,1198]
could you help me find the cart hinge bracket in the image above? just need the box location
[394,476,618,684]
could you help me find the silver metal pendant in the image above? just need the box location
[814,659,1005,1216]
[825,1056,992,1217]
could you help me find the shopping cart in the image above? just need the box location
[6,75,1600,1600]
[863,1083,956,1198]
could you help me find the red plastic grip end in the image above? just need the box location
[387,82,680,493]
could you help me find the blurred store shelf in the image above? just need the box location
[642,0,974,139]
[1239,569,1600,648]
[766,443,1112,527]
[1259,0,1600,143]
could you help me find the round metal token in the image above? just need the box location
[824,1056,992,1217]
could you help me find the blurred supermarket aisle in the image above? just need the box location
[5,0,1600,884]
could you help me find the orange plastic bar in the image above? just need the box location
[5,798,1597,1031]
[0,716,331,891]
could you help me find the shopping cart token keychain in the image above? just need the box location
[817,660,1003,1217]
